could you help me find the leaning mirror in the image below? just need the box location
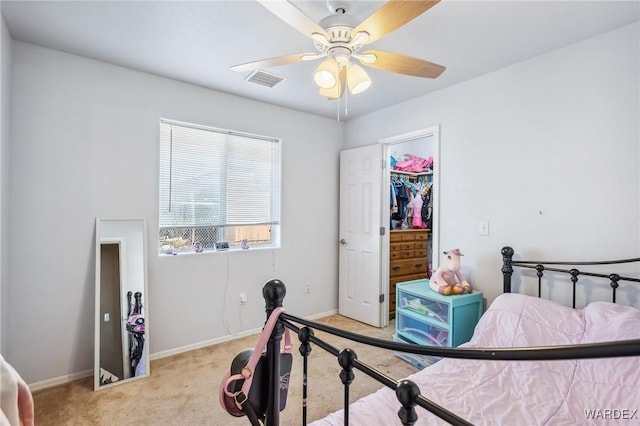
[94,218,149,390]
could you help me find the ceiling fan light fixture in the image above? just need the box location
[335,55,350,68]
[319,74,343,99]
[347,63,371,94]
[315,70,336,89]
[314,57,339,89]
[241,0,446,104]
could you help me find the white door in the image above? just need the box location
[339,145,383,327]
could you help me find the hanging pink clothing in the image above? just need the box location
[408,195,425,228]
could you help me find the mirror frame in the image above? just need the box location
[94,218,150,390]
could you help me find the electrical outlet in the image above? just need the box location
[305,283,311,294]
[239,293,247,305]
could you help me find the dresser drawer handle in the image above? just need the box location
[392,266,401,271]
[414,263,423,268]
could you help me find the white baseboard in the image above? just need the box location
[150,308,338,360]
[29,368,93,392]
[304,309,338,321]
[149,326,264,360]
[29,309,339,390]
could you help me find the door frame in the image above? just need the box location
[378,124,441,326]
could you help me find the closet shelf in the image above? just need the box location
[391,170,433,176]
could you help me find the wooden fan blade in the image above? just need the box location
[352,0,440,44]
[231,53,313,72]
[257,0,330,40]
[361,50,445,78]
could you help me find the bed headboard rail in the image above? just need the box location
[502,246,640,307]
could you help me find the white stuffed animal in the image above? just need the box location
[430,248,472,295]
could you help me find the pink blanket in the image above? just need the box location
[312,293,640,425]
[393,154,433,173]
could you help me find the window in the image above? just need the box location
[159,119,280,254]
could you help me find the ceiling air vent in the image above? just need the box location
[245,70,286,88]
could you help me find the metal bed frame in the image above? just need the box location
[256,246,640,425]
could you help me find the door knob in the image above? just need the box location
[339,239,347,245]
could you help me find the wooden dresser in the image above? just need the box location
[389,229,429,320]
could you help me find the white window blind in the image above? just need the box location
[159,119,280,253]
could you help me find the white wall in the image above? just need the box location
[345,22,640,306]
[8,42,342,383]
[0,15,12,354]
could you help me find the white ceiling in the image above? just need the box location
[2,0,639,120]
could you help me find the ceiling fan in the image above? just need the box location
[231,0,446,100]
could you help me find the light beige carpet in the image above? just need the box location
[33,315,418,425]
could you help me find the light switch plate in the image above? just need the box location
[478,221,489,236]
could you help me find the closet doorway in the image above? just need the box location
[380,125,440,326]
[338,125,440,328]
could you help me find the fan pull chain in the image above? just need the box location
[344,87,348,118]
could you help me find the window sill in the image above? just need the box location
[158,245,278,257]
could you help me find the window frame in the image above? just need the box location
[158,118,281,255]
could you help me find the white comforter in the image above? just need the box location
[311,293,640,425]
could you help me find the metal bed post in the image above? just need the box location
[338,348,357,426]
[396,380,420,426]
[298,326,314,426]
[569,269,579,308]
[501,246,514,293]
[263,279,286,426]
[535,264,544,297]
[609,274,620,303]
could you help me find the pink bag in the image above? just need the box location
[219,307,292,423]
